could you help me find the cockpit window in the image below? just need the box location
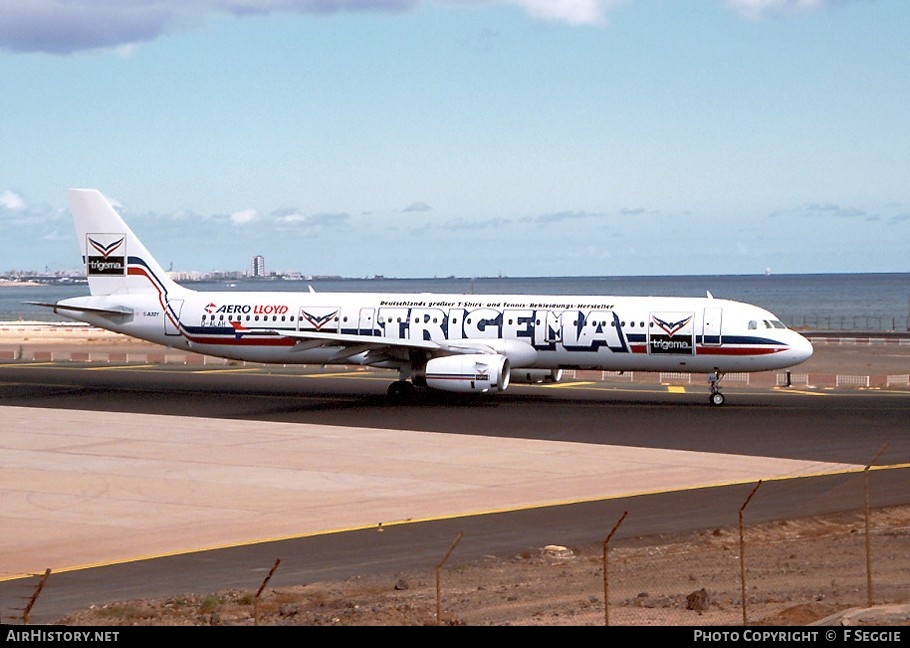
[748,320,758,330]
[770,320,786,329]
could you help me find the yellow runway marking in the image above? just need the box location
[190,368,261,375]
[295,372,381,379]
[541,381,596,389]
[667,386,686,394]
[0,362,56,367]
[86,364,158,371]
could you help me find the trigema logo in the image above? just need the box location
[86,234,126,276]
[648,312,695,355]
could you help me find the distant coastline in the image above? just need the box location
[0,271,907,286]
[0,281,43,288]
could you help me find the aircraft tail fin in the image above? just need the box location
[67,189,181,297]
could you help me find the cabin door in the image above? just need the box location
[702,307,723,346]
[358,308,376,336]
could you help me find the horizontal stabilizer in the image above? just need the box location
[26,301,133,317]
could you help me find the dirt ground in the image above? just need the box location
[54,506,910,627]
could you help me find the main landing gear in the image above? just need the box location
[387,380,416,401]
[708,369,725,406]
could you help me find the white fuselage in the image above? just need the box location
[60,288,814,375]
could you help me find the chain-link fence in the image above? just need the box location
[438,503,908,626]
[782,314,909,332]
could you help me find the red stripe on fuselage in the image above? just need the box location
[696,346,782,356]
[183,334,298,347]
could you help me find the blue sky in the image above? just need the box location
[1,0,908,278]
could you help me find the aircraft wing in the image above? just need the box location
[274,329,499,355]
[272,329,538,366]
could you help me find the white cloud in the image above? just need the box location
[231,208,260,225]
[0,190,26,211]
[725,0,841,21]
[502,0,622,26]
[276,212,308,225]
[403,201,432,212]
[0,0,201,54]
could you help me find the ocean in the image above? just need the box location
[2,272,908,332]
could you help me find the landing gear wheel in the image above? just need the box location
[708,369,726,406]
[387,380,415,402]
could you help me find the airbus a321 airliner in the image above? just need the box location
[34,189,813,405]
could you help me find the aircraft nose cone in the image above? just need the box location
[791,332,814,364]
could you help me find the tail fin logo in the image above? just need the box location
[86,234,126,276]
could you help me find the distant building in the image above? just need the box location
[251,255,265,278]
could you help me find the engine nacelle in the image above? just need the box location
[416,354,510,393]
[509,368,564,384]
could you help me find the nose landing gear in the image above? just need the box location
[708,369,725,406]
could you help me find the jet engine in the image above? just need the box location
[508,368,563,384]
[415,354,510,393]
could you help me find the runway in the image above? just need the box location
[1,361,909,624]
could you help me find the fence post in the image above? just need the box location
[22,568,51,625]
[253,559,280,626]
[864,444,888,608]
[435,532,464,626]
[739,481,762,626]
[603,511,628,626]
